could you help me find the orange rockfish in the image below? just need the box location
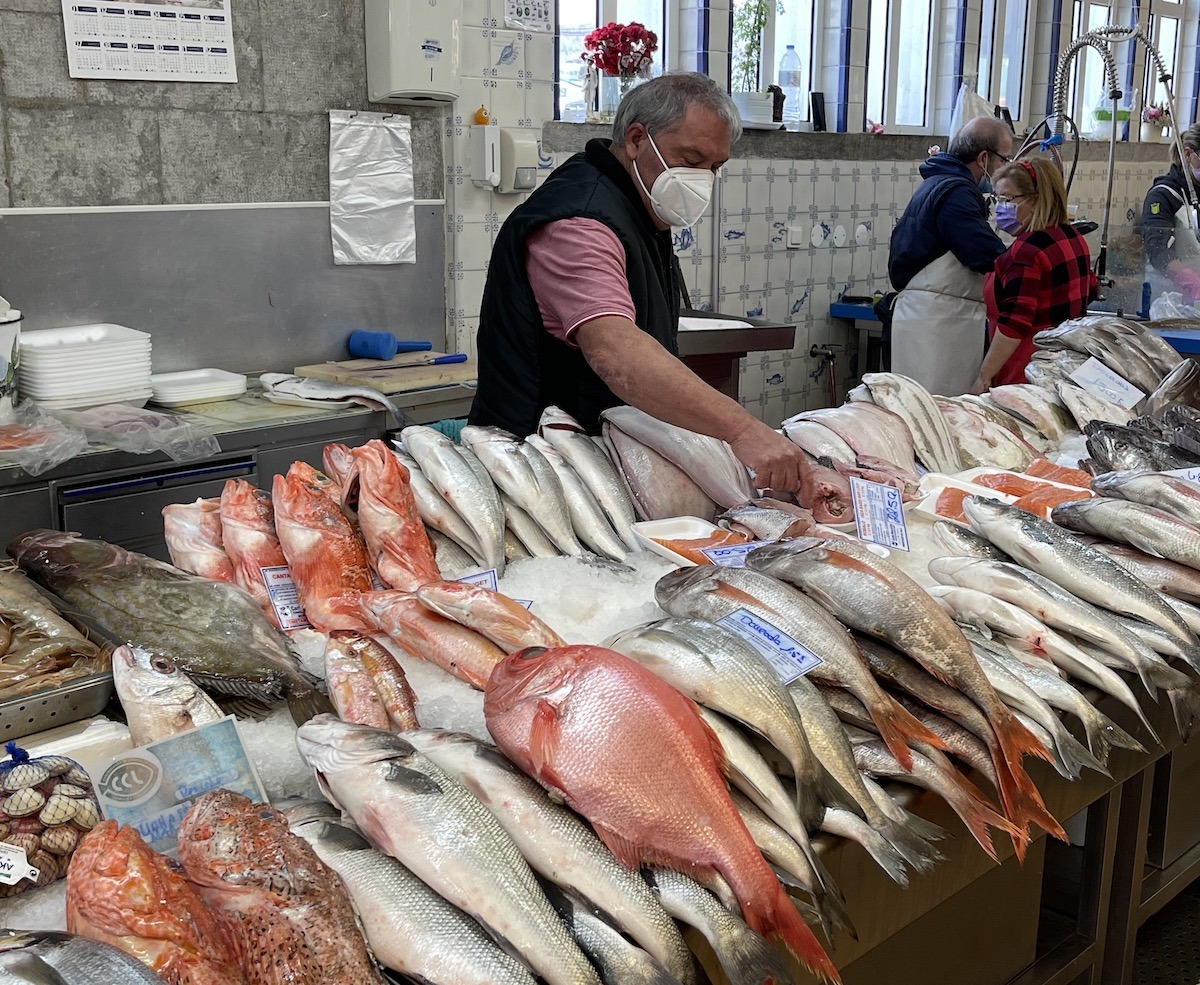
[343,440,440,591]
[66,821,246,985]
[323,443,357,502]
[484,644,841,985]
[162,498,236,583]
[415,580,565,653]
[178,789,386,985]
[273,463,373,633]
[218,480,288,627]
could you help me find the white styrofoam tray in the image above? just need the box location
[678,316,755,332]
[30,389,153,411]
[631,516,724,566]
[19,355,152,378]
[150,391,245,408]
[151,368,247,390]
[19,323,150,349]
[150,384,246,400]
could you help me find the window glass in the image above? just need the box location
[556,0,665,120]
[895,0,932,125]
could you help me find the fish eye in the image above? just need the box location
[151,656,176,674]
[518,647,548,661]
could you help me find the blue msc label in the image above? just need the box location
[850,477,909,552]
[457,568,499,591]
[699,540,772,567]
[716,608,823,684]
[95,717,266,856]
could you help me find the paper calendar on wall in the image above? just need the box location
[61,0,237,83]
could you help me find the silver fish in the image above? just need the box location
[781,420,856,463]
[260,373,412,427]
[502,494,561,558]
[505,528,532,562]
[295,717,601,985]
[1145,359,1200,417]
[393,449,487,565]
[462,427,582,556]
[1085,424,1197,473]
[525,435,628,561]
[987,385,1077,443]
[287,811,538,985]
[0,930,164,985]
[962,497,1196,645]
[401,426,506,572]
[1090,470,1200,529]
[541,407,640,550]
[861,372,961,473]
[429,530,478,576]
[787,402,919,473]
[1055,381,1135,429]
[599,405,756,510]
[931,520,1011,561]
[719,503,814,541]
[1053,497,1200,573]
[932,399,1038,471]
[398,728,694,984]
[601,423,718,523]
[112,643,224,746]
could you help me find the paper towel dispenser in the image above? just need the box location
[365,0,462,104]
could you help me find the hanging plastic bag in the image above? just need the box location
[1149,291,1200,320]
[948,82,996,142]
[53,404,221,463]
[0,402,88,476]
[329,110,417,265]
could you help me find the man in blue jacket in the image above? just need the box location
[887,117,1011,395]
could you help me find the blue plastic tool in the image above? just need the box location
[348,330,434,360]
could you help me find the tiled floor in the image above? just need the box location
[1132,880,1200,984]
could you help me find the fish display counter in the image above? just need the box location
[0,313,1198,984]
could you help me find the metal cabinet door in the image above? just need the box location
[0,487,55,551]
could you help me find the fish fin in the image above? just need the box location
[528,697,562,780]
[380,761,445,796]
[936,769,1027,863]
[993,752,1065,855]
[868,696,948,772]
[742,881,842,985]
[284,680,336,727]
[591,821,649,871]
[696,707,728,776]
[1167,686,1200,742]
[1054,728,1111,780]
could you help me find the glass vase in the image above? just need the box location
[597,73,638,123]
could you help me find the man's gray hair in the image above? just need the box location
[948,116,1011,163]
[612,72,743,144]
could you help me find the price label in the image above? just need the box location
[716,608,823,684]
[513,599,534,610]
[1162,467,1200,483]
[1069,357,1145,409]
[457,569,499,592]
[699,540,772,567]
[850,477,910,552]
[0,843,39,886]
[260,566,312,631]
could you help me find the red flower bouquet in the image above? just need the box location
[581,21,658,79]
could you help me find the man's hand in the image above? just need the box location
[728,420,815,501]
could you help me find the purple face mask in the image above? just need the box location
[1191,165,1200,183]
[995,201,1023,234]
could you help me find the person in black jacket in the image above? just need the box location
[886,117,1011,395]
[1142,123,1200,305]
[470,72,835,510]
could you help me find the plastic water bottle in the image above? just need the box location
[778,45,802,127]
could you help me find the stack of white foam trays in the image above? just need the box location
[19,323,153,411]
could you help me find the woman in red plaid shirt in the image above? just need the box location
[970,158,1098,393]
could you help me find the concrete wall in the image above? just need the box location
[0,0,445,206]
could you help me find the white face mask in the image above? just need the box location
[632,131,715,228]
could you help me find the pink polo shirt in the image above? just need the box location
[525,217,637,346]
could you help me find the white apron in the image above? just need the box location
[890,251,987,397]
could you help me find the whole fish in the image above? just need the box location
[415,580,565,653]
[597,406,756,511]
[860,372,961,473]
[1146,359,1200,417]
[342,441,441,591]
[719,501,816,541]
[502,494,561,558]
[987,385,1077,443]
[962,497,1196,645]
[326,631,419,731]
[781,419,856,463]
[400,728,694,983]
[260,373,411,425]
[540,882,684,985]
[462,427,583,556]
[542,408,641,549]
[484,645,841,984]
[218,480,289,627]
[286,807,538,985]
[1032,321,1166,393]
[654,566,941,777]
[1090,471,1200,529]
[324,632,392,730]
[112,643,224,746]
[745,538,1061,850]
[643,867,794,985]
[177,790,386,985]
[273,464,374,634]
[504,532,530,560]
[601,421,719,522]
[429,529,479,575]
[66,821,247,985]
[360,590,505,689]
[1085,423,1198,473]
[9,530,330,725]
[931,519,1011,560]
[787,402,919,474]
[1055,381,1135,429]
[393,449,486,564]
[1086,540,1200,605]
[322,443,357,497]
[401,426,506,572]
[525,435,629,560]
[0,930,164,985]
[162,498,236,583]
[1053,497,1200,573]
[295,717,601,985]
[932,399,1038,471]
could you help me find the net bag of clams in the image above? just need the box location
[0,741,101,896]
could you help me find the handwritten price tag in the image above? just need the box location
[716,608,823,684]
[850,477,909,552]
[700,540,772,567]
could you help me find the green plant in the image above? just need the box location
[731,0,780,93]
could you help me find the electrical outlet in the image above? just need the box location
[786,225,806,249]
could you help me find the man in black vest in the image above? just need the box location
[469,72,826,505]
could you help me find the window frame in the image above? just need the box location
[864,0,945,134]
[728,0,820,122]
[976,0,1037,126]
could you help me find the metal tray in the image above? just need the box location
[0,673,114,743]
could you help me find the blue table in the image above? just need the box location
[829,302,883,374]
[1153,327,1200,356]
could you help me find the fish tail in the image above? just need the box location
[878,814,946,875]
[991,709,1066,845]
[744,882,842,985]
[1168,685,1200,742]
[284,678,336,726]
[820,808,915,885]
[1054,727,1111,779]
[869,698,949,772]
[936,769,1027,863]
[795,782,828,832]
